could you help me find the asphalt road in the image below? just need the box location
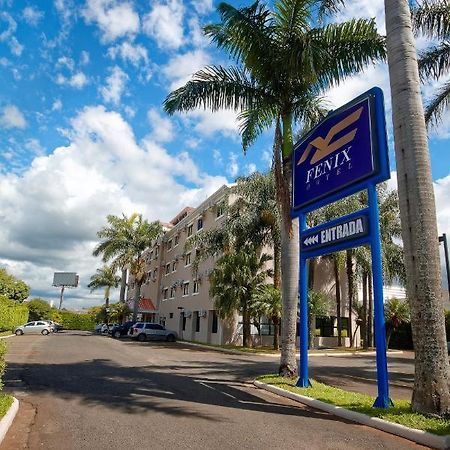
[3,332,424,450]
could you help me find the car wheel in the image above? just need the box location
[113,331,121,339]
[15,329,23,336]
[41,329,49,335]
[166,334,175,342]
[137,333,146,342]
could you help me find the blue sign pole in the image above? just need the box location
[368,184,392,408]
[297,213,310,387]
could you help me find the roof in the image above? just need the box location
[127,297,157,313]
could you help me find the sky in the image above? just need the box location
[0,0,449,310]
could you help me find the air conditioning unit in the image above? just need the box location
[198,309,207,318]
[184,310,192,318]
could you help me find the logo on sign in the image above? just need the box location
[292,88,391,211]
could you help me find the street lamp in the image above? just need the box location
[438,233,450,300]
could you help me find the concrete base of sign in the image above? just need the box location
[0,397,19,445]
[254,380,450,450]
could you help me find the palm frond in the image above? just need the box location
[315,0,345,21]
[238,104,277,151]
[163,66,270,114]
[413,0,450,40]
[424,79,450,125]
[273,0,311,43]
[418,42,450,80]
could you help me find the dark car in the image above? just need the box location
[111,321,136,339]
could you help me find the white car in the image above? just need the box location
[129,322,177,342]
[15,321,52,335]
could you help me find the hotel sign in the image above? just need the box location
[301,214,369,252]
[292,87,389,212]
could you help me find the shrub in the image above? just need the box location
[27,298,51,321]
[0,296,29,332]
[52,311,95,331]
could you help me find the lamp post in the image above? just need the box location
[439,233,450,301]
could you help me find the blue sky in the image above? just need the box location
[0,0,449,308]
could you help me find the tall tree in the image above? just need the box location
[413,0,450,125]
[0,268,30,303]
[209,246,273,347]
[87,266,121,324]
[93,214,163,321]
[384,0,450,415]
[164,0,385,376]
[384,297,410,349]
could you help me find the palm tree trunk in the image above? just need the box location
[333,256,342,347]
[119,268,127,303]
[346,250,354,347]
[385,0,450,415]
[362,271,368,350]
[132,280,141,322]
[242,306,251,348]
[272,316,279,350]
[309,313,316,349]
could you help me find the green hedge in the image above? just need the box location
[0,296,29,332]
[53,311,95,331]
[0,340,5,390]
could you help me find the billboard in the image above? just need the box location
[292,87,389,212]
[53,272,79,287]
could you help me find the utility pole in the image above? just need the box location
[439,233,450,301]
[58,286,65,310]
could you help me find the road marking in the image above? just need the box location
[198,381,238,400]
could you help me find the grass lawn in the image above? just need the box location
[257,375,450,436]
[0,394,13,419]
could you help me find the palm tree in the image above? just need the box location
[93,213,163,321]
[87,266,121,324]
[384,0,450,415]
[307,289,330,349]
[413,1,450,126]
[384,297,410,349]
[250,284,282,349]
[164,0,385,376]
[210,245,273,347]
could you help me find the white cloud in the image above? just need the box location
[162,49,211,90]
[143,0,184,50]
[52,99,63,111]
[0,12,24,56]
[100,66,128,104]
[191,0,213,15]
[56,72,88,89]
[107,41,149,67]
[183,109,240,138]
[0,105,27,129]
[22,6,44,26]
[80,50,90,65]
[0,106,228,305]
[124,105,136,118]
[227,152,239,178]
[246,163,257,175]
[147,108,174,143]
[82,0,140,42]
[57,56,75,71]
[25,139,45,156]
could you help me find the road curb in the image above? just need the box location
[0,335,15,340]
[0,397,19,445]
[253,380,449,450]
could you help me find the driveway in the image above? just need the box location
[2,332,425,449]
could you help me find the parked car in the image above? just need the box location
[129,322,177,342]
[43,320,64,332]
[110,321,136,339]
[15,321,52,336]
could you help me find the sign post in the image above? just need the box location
[291,87,392,407]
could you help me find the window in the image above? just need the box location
[185,252,191,266]
[212,310,218,334]
[153,268,158,279]
[197,217,203,231]
[145,323,164,330]
[167,239,172,251]
[169,313,173,319]
[149,251,153,260]
[170,287,175,299]
[163,288,168,300]
[182,313,186,331]
[193,280,199,294]
[165,263,170,275]
[183,282,189,296]
[195,311,200,332]
[174,234,179,246]
[155,246,159,258]
[187,224,193,237]
[172,261,177,272]
[216,203,224,218]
